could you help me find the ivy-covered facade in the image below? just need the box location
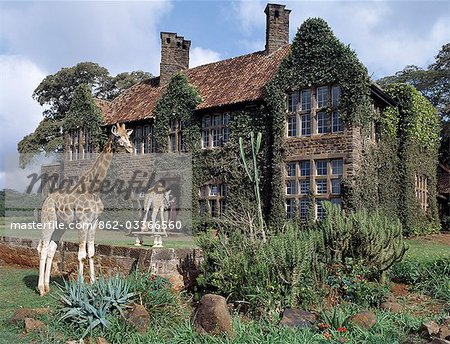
[60,3,440,234]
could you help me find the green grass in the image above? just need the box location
[404,237,450,263]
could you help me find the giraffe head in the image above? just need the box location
[111,123,133,153]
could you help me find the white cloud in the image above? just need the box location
[0,55,46,189]
[0,1,172,76]
[190,47,221,68]
[230,0,450,78]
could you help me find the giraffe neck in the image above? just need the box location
[81,137,114,192]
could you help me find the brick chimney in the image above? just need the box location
[265,4,291,54]
[159,32,191,85]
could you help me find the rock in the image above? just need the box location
[439,323,450,340]
[24,317,46,332]
[279,308,317,329]
[380,301,404,313]
[194,294,232,335]
[96,338,108,344]
[168,273,184,293]
[127,304,150,333]
[348,311,377,330]
[419,321,440,338]
[10,307,49,324]
[390,283,409,298]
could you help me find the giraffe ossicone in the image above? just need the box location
[37,123,134,296]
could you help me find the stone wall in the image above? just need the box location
[0,236,201,284]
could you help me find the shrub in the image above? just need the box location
[197,223,324,316]
[318,202,408,281]
[55,274,134,338]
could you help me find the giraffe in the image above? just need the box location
[36,123,133,296]
[137,181,172,244]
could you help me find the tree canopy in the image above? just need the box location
[18,62,151,166]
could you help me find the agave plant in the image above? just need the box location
[55,274,135,338]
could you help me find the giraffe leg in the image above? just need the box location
[78,228,88,282]
[87,222,97,284]
[37,240,49,296]
[161,205,167,237]
[151,207,158,234]
[44,241,58,292]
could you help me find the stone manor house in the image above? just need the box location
[60,3,407,224]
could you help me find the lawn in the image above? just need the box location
[405,233,450,262]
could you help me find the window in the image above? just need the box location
[301,114,311,136]
[332,85,341,107]
[332,111,343,133]
[201,113,230,148]
[285,158,344,220]
[317,86,328,108]
[67,127,94,161]
[316,179,328,194]
[299,198,309,220]
[301,90,311,111]
[286,85,343,137]
[288,92,298,113]
[316,199,326,219]
[316,160,327,176]
[415,174,428,212]
[317,112,329,134]
[199,183,227,217]
[132,124,156,154]
[286,198,295,219]
[299,179,310,195]
[168,119,183,152]
[331,159,343,175]
[286,180,296,195]
[287,115,297,137]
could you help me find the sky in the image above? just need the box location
[0,0,449,189]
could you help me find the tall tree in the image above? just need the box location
[18,62,151,167]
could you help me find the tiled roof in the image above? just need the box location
[100,46,290,125]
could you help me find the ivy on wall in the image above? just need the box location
[64,84,107,148]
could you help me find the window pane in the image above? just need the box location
[210,185,218,196]
[331,198,341,206]
[331,159,343,175]
[220,184,228,197]
[301,89,311,111]
[331,179,341,194]
[316,199,326,220]
[212,129,221,147]
[286,180,296,195]
[288,92,298,113]
[332,110,343,132]
[222,127,230,144]
[213,114,222,126]
[286,163,296,177]
[286,198,295,219]
[316,160,327,176]
[202,116,211,128]
[287,116,297,137]
[220,199,227,216]
[202,130,209,149]
[300,161,311,176]
[300,179,310,194]
[299,198,309,220]
[301,114,311,136]
[316,179,328,194]
[332,85,341,107]
[209,200,218,217]
[223,113,230,125]
[317,112,329,134]
[317,86,328,108]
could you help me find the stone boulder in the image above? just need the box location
[420,321,440,338]
[126,304,150,334]
[279,308,317,329]
[348,311,377,330]
[24,317,46,333]
[380,301,404,313]
[194,294,232,335]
